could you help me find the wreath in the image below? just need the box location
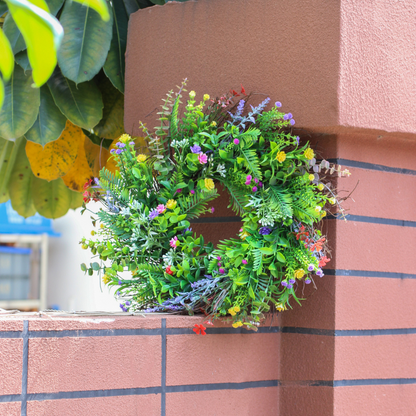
[81,80,350,330]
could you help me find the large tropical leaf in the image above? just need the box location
[94,75,124,139]
[48,68,103,129]
[62,136,94,192]
[121,0,141,15]
[5,0,64,87]
[14,50,31,72]
[0,136,21,199]
[2,12,25,54]
[58,0,113,84]
[45,0,64,15]
[26,120,83,181]
[72,0,109,21]
[8,137,36,217]
[32,176,72,218]
[25,85,67,146]
[0,28,15,81]
[103,0,127,93]
[0,65,40,141]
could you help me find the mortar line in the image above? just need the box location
[21,320,29,416]
[161,318,166,416]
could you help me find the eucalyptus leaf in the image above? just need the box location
[0,65,40,141]
[103,0,128,92]
[32,176,72,218]
[58,0,113,84]
[25,85,67,146]
[2,12,25,54]
[94,75,124,139]
[48,68,103,129]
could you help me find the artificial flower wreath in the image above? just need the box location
[81,80,350,330]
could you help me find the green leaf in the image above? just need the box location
[0,27,14,81]
[0,0,8,15]
[0,136,21,200]
[14,50,31,72]
[275,252,286,263]
[45,0,64,15]
[259,247,274,255]
[48,68,103,129]
[80,263,87,272]
[0,78,3,110]
[103,0,128,92]
[69,188,83,210]
[72,0,110,21]
[0,65,40,141]
[93,74,124,139]
[58,0,113,84]
[248,286,255,300]
[6,0,64,86]
[2,13,25,54]
[25,85,67,146]
[32,176,72,218]
[8,138,36,218]
[91,262,100,271]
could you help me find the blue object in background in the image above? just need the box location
[0,201,60,236]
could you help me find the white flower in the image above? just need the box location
[216,163,226,178]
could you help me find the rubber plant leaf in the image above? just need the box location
[25,85,67,146]
[2,13,26,54]
[26,120,83,181]
[58,0,113,84]
[32,176,72,218]
[8,137,36,217]
[103,0,128,92]
[14,50,31,72]
[62,135,94,192]
[5,0,64,86]
[72,0,109,21]
[47,68,103,130]
[0,65,40,141]
[94,75,124,139]
[0,28,15,81]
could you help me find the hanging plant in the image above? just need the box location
[81,80,350,330]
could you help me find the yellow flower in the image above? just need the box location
[308,174,315,181]
[204,178,215,191]
[232,321,243,328]
[228,307,236,316]
[166,199,177,210]
[294,269,305,279]
[91,230,96,236]
[304,148,314,160]
[211,121,217,127]
[317,183,324,191]
[234,305,240,313]
[203,94,210,101]
[329,197,336,205]
[189,90,196,99]
[315,206,322,212]
[276,151,286,163]
[321,211,327,217]
[102,274,111,284]
[119,134,132,143]
[100,223,104,229]
[137,154,147,162]
[240,231,250,241]
[276,303,287,312]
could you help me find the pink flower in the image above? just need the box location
[233,139,240,145]
[190,190,195,195]
[157,204,166,214]
[170,236,179,249]
[198,153,208,164]
[242,259,248,265]
[217,256,221,260]
[252,186,258,192]
[254,178,259,184]
[219,268,225,274]
[246,175,252,182]
[210,207,215,213]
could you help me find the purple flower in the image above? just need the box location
[118,280,122,285]
[316,269,324,277]
[129,141,135,146]
[120,304,128,312]
[287,113,293,119]
[295,136,300,145]
[275,101,282,108]
[126,301,131,306]
[289,279,296,284]
[281,281,288,287]
[258,182,263,188]
[110,149,116,154]
[252,186,258,192]
[233,139,240,145]
[115,149,123,155]
[94,177,100,185]
[236,99,245,116]
[308,264,315,272]
[287,284,293,289]
[116,291,120,296]
[290,119,295,125]
[116,142,126,148]
[283,114,290,120]
[305,278,311,284]
[242,259,248,265]
[149,209,159,221]
[259,227,272,235]
[190,144,201,154]
[219,268,225,274]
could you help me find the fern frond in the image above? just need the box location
[222,181,248,215]
[253,249,263,274]
[240,148,262,180]
[178,189,218,219]
[269,186,293,219]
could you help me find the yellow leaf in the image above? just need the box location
[26,120,82,181]
[62,136,94,192]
